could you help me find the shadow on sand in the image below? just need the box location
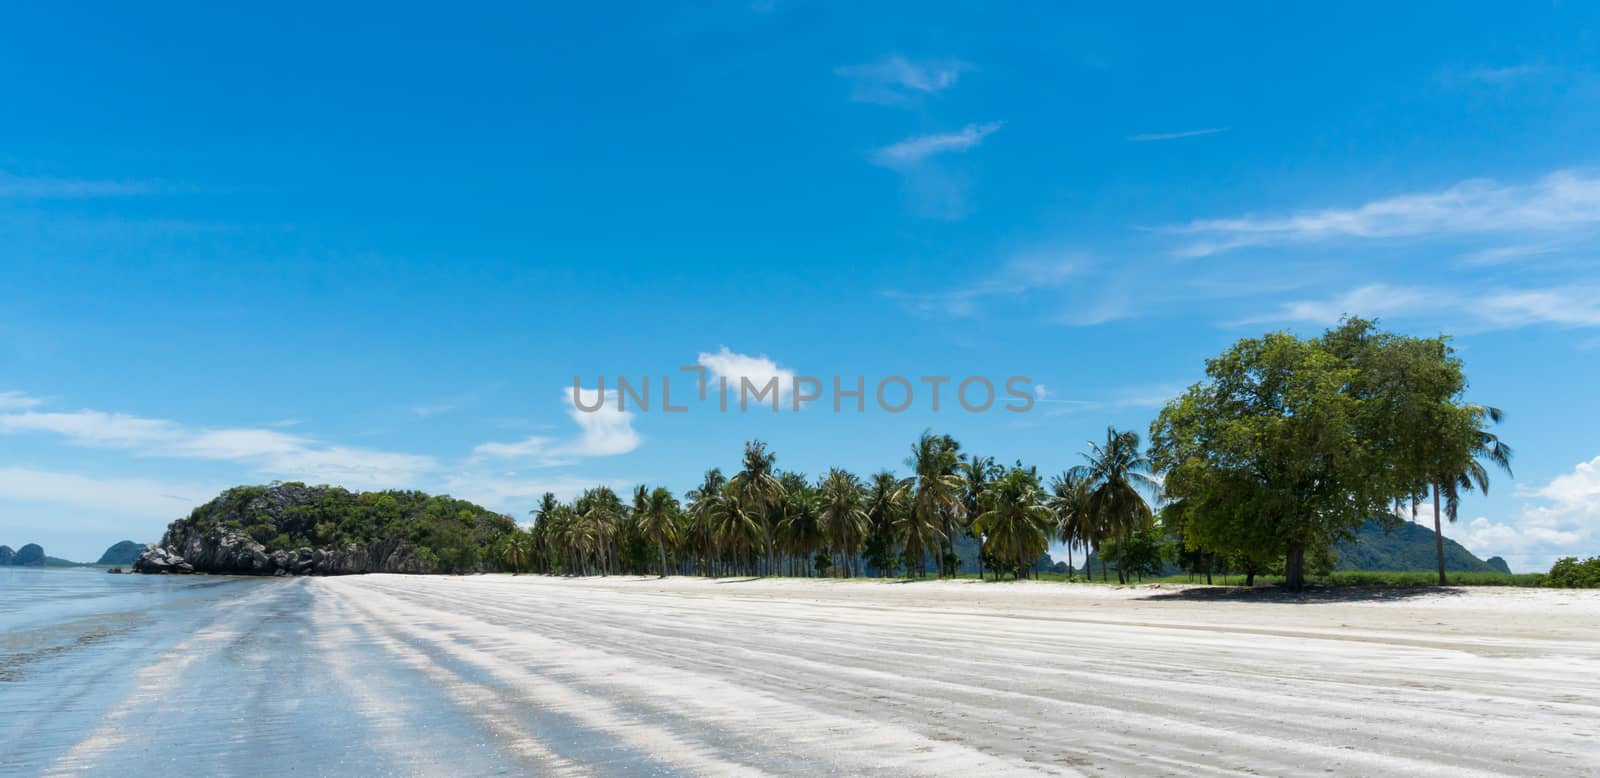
[1137,584,1470,604]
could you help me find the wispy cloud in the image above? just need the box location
[0,467,222,518]
[0,170,161,199]
[1167,169,1600,258]
[886,249,1082,318]
[0,407,435,488]
[1232,282,1600,331]
[0,390,43,410]
[1127,127,1229,142]
[873,122,1003,169]
[1036,383,1187,416]
[472,384,642,464]
[1445,63,1550,87]
[836,55,971,106]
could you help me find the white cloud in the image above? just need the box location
[1127,127,1229,142]
[0,170,159,198]
[874,122,1003,168]
[0,390,44,410]
[0,408,435,488]
[696,346,800,408]
[1234,282,1600,331]
[836,55,971,106]
[472,385,641,463]
[1168,169,1600,258]
[1451,455,1600,571]
[1037,383,1186,416]
[563,386,641,456]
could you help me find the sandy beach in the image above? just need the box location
[13,573,1600,776]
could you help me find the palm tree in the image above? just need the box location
[974,468,1055,579]
[635,486,680,577]
[959,455,1002,579]
[775,472,823,576]
[819,468,870,577]
[711,481,765,576]
[732,440,786,575]
[902,431,963,577]
[1071,427,1159,584]
[1425,404,1514,585]
[1047,470,1092,578]
[686,468,727,576]
[528,492,560,573]
[863,470,904,577]
[500,530,532,574]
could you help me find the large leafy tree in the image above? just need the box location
[1151,330,1394,591]
[1071,427,1159,584]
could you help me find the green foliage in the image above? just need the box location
[178,482,517,573]
[1546,556,1600,588]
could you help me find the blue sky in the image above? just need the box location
[2,2,1598,570]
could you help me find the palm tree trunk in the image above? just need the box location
[657,540,667,578]
[1433,482,1447,586]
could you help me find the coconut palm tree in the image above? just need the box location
[500,529,532,574]
[711,481,765,576]
[775,472,824,575]
[686,468,727,576]
[819,468,870,578]
[1071,427,1159,584]
[961,455,1003,579]
[635,486,680,577]
[732,440,786,575]
[863,470,904,577]
[974,467,1055,580]
[1425,404,1514,585]
[1047,469,1092,577]
[528,492,560,573]
[902,431,963,578]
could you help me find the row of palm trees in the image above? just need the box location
[504,428,1163,582]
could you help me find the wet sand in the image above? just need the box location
[11,573,1599,776]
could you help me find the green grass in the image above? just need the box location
[953,570,1547,587]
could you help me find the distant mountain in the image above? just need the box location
[1334,521,1509,573]
[96,540,146,566]
[0,543,88,567]
[0,543,47,566]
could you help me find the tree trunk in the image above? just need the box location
[657,540,667,578]
[1284,543,1307,591]
[1433,482,1447,586]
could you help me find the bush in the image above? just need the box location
[1546,556,1600,588]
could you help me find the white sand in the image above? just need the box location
[314,575,1600,776]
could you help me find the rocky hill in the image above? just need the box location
[135,482,518,576]
[0,543,45,566]
[1335,520,1511,573]
[96,540,146,566]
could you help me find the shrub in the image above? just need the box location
[1546,556,1600,588]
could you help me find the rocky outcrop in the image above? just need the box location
[0,543,47,566]
[134,526,439,577]
[0,545,13,565]
[130,481,506,576]
[96,540,145,566]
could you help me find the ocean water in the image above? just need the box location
[0,567,537,777]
